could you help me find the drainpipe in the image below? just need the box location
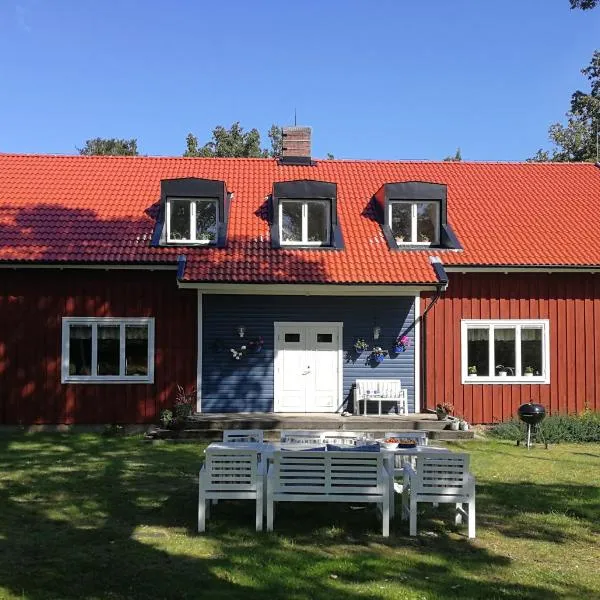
[420,257,449,413]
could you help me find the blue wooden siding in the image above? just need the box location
[201,294,416,413]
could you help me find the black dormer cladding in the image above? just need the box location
[271,180,343,249]
[152,177,230,248]
[374,181,461,251]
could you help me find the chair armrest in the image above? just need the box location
[467,473,476,487]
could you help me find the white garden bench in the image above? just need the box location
[354,379,408,416]
[198,447,264,532]
[266,450,392,536]
[223,429,264,443]
[401,452,476,538]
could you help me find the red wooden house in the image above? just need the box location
[1,128,599,425]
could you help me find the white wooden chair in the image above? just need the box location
[223,429,264,443]
[280,430,325,445]
[266,450,392,536]
[401,452,476,538]
[354,379,408,415]
[320,431,365,446]
[198,448,264,532]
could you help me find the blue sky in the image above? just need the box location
[0,1,599,160]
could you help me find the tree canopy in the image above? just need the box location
[184,122,282,158]
[78,138,139,156]
[530,51,600,162]
[570,0,598,8]
[443,148,462,162]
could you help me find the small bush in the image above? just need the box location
[159,409,174,429]
[490,410,600,443]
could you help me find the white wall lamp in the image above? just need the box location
[373,325,381,340]
[237,325,246,338]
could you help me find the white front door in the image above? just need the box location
[274,322,342,413]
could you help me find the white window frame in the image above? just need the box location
[61,317,155,383]
[279,199,331,246]
[461,319,550,384]
[389,201,440,245]
[166,197,218,244]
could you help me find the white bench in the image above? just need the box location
[266,450,392,536]
[223,429,264,443]
[354,379,408,416]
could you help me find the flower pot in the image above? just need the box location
[354,347,365,355]
[499,371,508,377]
[460,421,469,431]
[374,354,385,363]
[393,346,405,353]
[436,411,447,421]
[450,420,460,431]
[524,372,533,377]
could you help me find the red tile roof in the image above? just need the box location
[1,154,599,284]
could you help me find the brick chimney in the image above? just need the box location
[281,126,312,164]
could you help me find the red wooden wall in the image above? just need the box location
[423,273,600,423]
[0,270,197,424]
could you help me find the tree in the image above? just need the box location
[78,138,139,156]
[443,148,462,162]
[184,122,284,158]
[530,51,600,162]
[570,0,598,8]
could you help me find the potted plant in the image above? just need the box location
[393,335,410,353]
[435,402,454,420]
[450,419,460,431]
[230,344,247,360]
[371,346,386,364]
[496,364,513,377]
[249,336,264,353]
[524,366,534,377]
[354,338,369,354]
[468,365,478,377]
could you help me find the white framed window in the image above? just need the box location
[279,199,331,245]
[389,201,439,245]
[461,319,550,384]
[166,197,218,244]
[61,317,155,383]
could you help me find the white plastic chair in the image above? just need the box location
[401,452,476,538]
[223,429,264,443]
[198,448,264,532]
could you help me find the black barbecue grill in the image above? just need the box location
[517,402,547,449]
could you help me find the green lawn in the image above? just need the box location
[0,434,598,600]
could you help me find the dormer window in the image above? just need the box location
[153,178,229,248]
[166,198,218,244]
[374,181,461,251]
[390,201,440,245]
[280,200,331,245]
[271,180,343,249]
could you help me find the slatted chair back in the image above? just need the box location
[280,430,325,445]
[320,431,364,446]
[204,448,260,492]
[223,429,264,443]
[385,431,428,446]
[413,453,471,500]
[272,451,384,497]
[355,379,402,399]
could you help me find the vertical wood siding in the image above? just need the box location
[0,270,196,424]
[423,273,600,423]
[202,294,415,413]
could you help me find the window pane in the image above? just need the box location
[195,200,217,242]
[494,328,516,376]
[467,328,489,376]
[391,203,412,243]
[416,202,438,244]
[317,333,333,343]
[169,200,191,240]
[306,202,329,243]
[69,325,92,376]
[521,328,543,376]
[281,202,303,242]
[97,326,120,376]
[285,333,300,343]
[126,325,149,376]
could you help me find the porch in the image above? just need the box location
[148,412,474,441]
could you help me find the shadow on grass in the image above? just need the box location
[0,433,597,600]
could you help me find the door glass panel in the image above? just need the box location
[390,203,412,243]
[125,325,149,376]
[494,328,516,376]
[521,327,543,376]
[195,199,217,242]
[169,200,191,240]
[281,202,303,243]
[284,333,301,343]
[97,326,120,376]
[69,325,92,376]
[317,333,333,343]
[416,202,439,244]
[467,328,489,376]
[306,201,329,243]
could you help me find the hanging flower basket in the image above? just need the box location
[371,346,387,364]
[353,338,369,355]
[393,335,410,354]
